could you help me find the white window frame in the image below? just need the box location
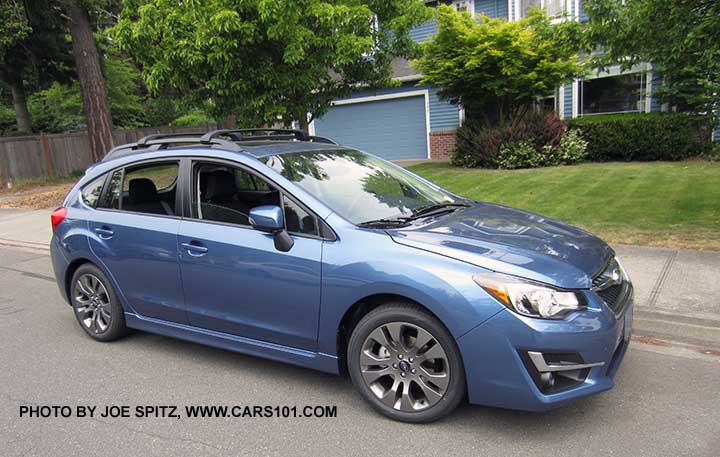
[509,0,572,21]
[451,0,475,16]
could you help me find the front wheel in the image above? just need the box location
[347,303,466,423]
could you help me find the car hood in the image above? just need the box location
[387,202,613,289]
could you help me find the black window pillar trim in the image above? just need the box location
[178,158,193,218]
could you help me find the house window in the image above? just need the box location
[579,72,647,116]
[536,94,557,113]
[451,0,473,14]
[519,0,567,18]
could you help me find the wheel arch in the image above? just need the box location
[64,257,94,303]
[335,293,447,375]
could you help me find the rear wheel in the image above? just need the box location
[347,303,466,423]
[70,264,128,342]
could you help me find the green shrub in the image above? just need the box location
[494,129,588,169]
[567,112,713,161]
[453,112,567,168]
[702,141,720,161]
[0,105,16,134]
[171,108,213,127]
[496,140,540,169]
[550,128,588,165]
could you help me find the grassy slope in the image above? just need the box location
[408,161,720,250]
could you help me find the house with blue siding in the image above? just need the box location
[311,0,676,161]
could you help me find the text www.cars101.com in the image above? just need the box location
[186,405,337,418]
[19,405,338,419]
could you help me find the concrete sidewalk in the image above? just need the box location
[0,208,52,251]
[1,208,719,348]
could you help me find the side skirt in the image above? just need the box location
[125,313,340,374]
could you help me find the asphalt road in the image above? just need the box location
[1,247,718,457]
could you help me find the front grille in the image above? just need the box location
[592,258,632,316]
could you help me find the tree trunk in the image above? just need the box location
[67,4,113,162]
[219,115,236,129]
[8,74,31,133]
[298,112,309,132]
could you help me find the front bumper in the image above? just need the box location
[458,294,633,412]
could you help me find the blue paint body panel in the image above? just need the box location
[51,143,632,412]
[178,219,323,351]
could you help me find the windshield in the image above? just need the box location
[262,149,457,224]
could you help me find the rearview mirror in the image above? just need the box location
[249,205,294,252]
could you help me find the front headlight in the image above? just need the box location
[473,272,587,320]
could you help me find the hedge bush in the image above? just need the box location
[495,129,588,169]
[567,112,713,161]
[453,112,567,168]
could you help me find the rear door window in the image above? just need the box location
[97,162,179,216]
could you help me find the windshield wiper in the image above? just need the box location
[357,218,411,228]
[408,202,471,219]
[358,203,471,228]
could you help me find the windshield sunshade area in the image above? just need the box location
[262,150,457,225]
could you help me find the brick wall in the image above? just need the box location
[429,130,457,161]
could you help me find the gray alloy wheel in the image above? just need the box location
[348,303,466,423]
[360,322,450,412]
[74,274,112,334]
[70,263,128,342]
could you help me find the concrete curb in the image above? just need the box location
[0,238,50,254]
[634,310,720,351]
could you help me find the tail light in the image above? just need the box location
[51,207,68,232]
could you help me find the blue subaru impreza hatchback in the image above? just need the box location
[50,129,633,422]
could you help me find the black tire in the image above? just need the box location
[347,302,466,423]
[70,263,128,342]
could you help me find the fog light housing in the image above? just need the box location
[519,351,604,394]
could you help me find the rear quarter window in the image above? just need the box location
[80,176,105,208]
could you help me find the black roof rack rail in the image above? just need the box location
[201,128,310,142]
[103,135,243,161]
[136,132,208,146]
[201,128,338,145]
[308,135,338,145]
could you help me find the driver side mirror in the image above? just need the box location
[249,205,294,252]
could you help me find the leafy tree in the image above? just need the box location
[103,54,146,128]
[416,6,587,127]
[584,0,720,115]
[26,52,179,132]
[0,1,32,132]
[28,82,85,132]
[111,0,431,129]
[0,0,72,133]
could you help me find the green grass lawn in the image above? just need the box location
[408,161,720,250]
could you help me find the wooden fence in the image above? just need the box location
[0,124,219,185]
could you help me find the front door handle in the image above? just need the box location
[95,227,114,239]
[181,242,208,256]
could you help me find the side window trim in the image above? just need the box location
[97,168,124,211]
[188,157,336,241]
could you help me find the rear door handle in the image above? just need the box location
[95,227,114,239]
[181,242,208,256]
